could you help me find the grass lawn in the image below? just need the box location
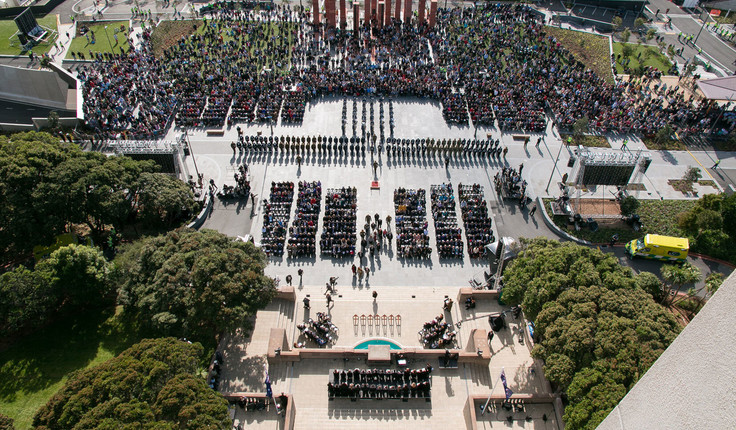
[543,198,693,244]
[612,42,672,74]
[0,307,144,429]
[65,21,129,59]
[0,15,57,56]
[544,25,614,84]
[191,20,295,73]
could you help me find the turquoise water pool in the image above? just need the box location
[354,339,402,350]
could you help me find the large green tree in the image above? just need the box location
[36,244,115,309]
[677,193,736,263]
[0,244,113,339]
[134,172,197,226]
[0,131,195,265]
[116,229,276,343]
[502,238,680,430]
[0,266,55,338]
[500,238,637,321]
[32,337,229,430]
[0,132,78,259]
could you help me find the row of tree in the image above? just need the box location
[0,132,197,265]
[501,238,682,430]
[2,228,276,349]
[1,228,277,428]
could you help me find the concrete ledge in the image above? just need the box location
[276,285,296,301]
[267,328,289,359]
[187,192,213,230]
[267,346,491,366]
[537,196,591,246]
[457,287,500,302]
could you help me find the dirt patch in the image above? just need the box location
[573,198,621,216]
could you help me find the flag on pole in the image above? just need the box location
[500,369,513,399]
[265,366,273,398]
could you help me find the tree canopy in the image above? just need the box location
[116,229,276,343]
[501,238,637,321]
[32,337,229,430]
[501,238,680,430]
[677,192,736,263]
[0,244,113,339]
[0,132,196,265]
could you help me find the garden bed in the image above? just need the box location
[543,26,614,85]
[668,179,698,195]
[543,198,693,243]
[151,20,201,57]
[642,136,686,150]
[561,133,611,148]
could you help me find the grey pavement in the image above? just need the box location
[178,98,734,293]
[668,14,736,75]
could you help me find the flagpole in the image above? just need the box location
[481,367,504,416]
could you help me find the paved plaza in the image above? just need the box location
[219,288,556,429]
[187,99,730,429]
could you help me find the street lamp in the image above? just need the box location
[693,7,709,45]
[103,25,112,50]
[545,139,567,194]
[182,128,202,186]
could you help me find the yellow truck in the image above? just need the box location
[625,234,689,262]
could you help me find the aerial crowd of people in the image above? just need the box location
[76,2,729,141]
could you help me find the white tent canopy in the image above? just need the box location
[484,237,520,261]
[697,76,736,101]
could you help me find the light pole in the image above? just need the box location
[693,8,709,45]
[182,128,202,186]
[103,25,112,50]
[545,139,567,194]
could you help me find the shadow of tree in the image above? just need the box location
[0,306,145,403]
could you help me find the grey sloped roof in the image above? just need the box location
[697,76,736,101]
[597,271,736,430]
[0,64,71,110]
